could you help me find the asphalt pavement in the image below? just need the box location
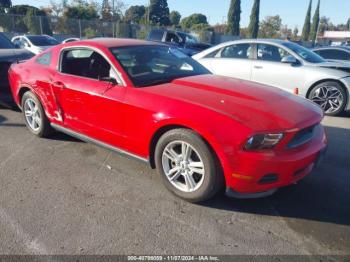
[0,106,349,256]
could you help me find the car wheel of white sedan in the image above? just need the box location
[155,129,223,203]
[309,81,347,116]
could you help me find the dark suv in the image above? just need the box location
[147,29,211,56]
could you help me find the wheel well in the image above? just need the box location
[18,87,31,106]
[307,79,349,100]
[149,125,187,168]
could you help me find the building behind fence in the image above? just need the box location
[0,13,237,44]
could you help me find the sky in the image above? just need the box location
[10,0,350,29]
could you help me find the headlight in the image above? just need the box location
[244,133,284,150]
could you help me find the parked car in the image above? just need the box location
[62,37,80,44]
[193,39,350,116]
[8,38,327,202]
[0,33,34,107]
[147,29,211,56]
[313,46,350,63]
[11,35,60,54]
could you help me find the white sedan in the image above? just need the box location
[11,35,59,54]
[193,39,350,116]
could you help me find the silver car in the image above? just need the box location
[193,39,350,116]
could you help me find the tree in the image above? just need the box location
[301,0,312,41]
[124,5,146,24]
[170,10,181,26]
[280,25,292,39]
[181,13,208,29]
[6,5,52,34]
[292,26,299,40]
[247,0,260,38]
[149,0,170,26]
[226,0,241,36]
[318,16,333,35]
[101,0,112,21]
[310,0,320,44]
[259,15,282,38]
[63,1,99,20]
[0,0,11,13]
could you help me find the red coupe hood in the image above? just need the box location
[146,74,323,131]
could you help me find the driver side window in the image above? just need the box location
[60,48,116,81]
[257,44,291,62]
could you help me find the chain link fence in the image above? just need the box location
[0,13,221,44]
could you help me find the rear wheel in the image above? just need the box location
[155,129,223,203]
[309,81,347,116]
[21,91,52,137]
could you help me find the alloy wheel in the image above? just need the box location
[310,85,344,114]
[24,98,41,131]
[162,141,205,193]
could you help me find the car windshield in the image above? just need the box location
[110,45,210,87]
[26,35,59,46]
[0,34,15,49]
[282,42,326,63]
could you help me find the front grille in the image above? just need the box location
[287,124,317,149]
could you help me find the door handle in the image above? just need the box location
[254,65,263,69]
[52,81,65,90]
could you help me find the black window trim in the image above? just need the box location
[57,46,125,86]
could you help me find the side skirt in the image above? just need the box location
[51,123,149,165]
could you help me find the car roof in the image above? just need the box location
[64,38,165,48]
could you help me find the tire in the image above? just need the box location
[309,81,347,116]
[155,128,224,203]
[21,91,53,137]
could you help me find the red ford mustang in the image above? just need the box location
[8,38,327,202]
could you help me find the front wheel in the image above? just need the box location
[155,129,223,203]
[309,81,347,116]
[21,91,52,137]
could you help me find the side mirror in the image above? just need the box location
[100,77,118,85]
[281,55,298,64]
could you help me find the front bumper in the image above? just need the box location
[224,124,327,197]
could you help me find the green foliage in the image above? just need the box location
[84,27,96,38]
[247,0,260,38]
[181,13,208,29]
[124,5,146,24]
[301,0,312,41]
[259,15,282,38]
[149,0,170,26]
[310,0,320,44]
[63,1,99,20]
[169,10,181,26]
[226,0,241,36]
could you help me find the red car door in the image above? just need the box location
[51,48,127,148]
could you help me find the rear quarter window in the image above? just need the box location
[35,52,52,66]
